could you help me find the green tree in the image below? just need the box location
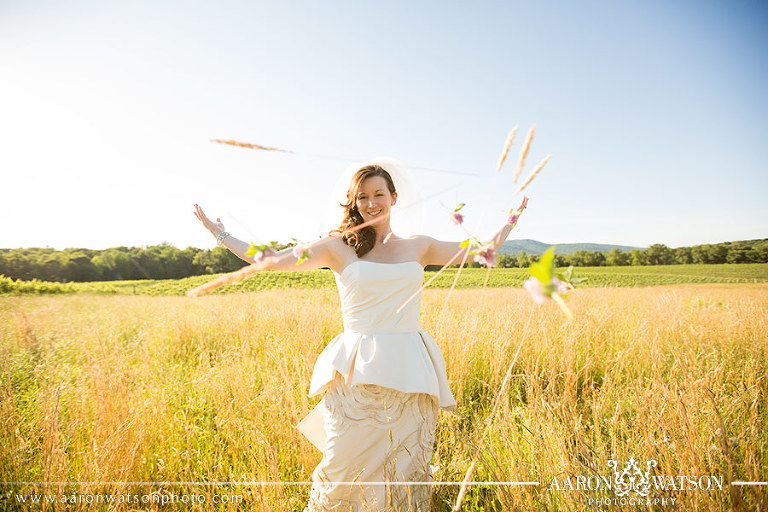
[674,247,693,264]
[726,247,754,263]
[496,253,514,268]
[691,245,709,264]
[631,249,648,266]
[62,251,100,281]
[646,244,674,265]
[92,248,138,280]
[755,241,768,263]
[706,244,728,264]
[586,251,606,266]
[40,254,65,281]
[516,251,529,268]
[192,247,248,274]
[553,254,568,267]
[606,248,631,266]
[569,250,592,267]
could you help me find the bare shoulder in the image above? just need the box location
[313,234,348,255]
[315,234,355,270]
[409,235,466,266]
[400,235,436,264]
[405,234,435,249]
[324,233,350,250]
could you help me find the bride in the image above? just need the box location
[194,163,527,511]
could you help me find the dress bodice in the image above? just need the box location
[334,260,423,334]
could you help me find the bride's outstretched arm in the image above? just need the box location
[421,196,529,266]
[193,204,338,271]
[486,195,529,250]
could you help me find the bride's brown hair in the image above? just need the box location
[331,165,397,258]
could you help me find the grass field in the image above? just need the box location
[2,263,767,296]
[1,282,766,511]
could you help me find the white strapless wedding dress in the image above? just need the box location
[299,260,456,512]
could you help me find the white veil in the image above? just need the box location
[320,157,426,238]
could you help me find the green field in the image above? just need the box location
[1,263,767,296]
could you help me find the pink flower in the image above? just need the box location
[525,277,570,304]
[292,244,312,260]
[449,211,464,225]
[523,277,548,304]
[254,248,276,263]
[474,245,496,267]
[507,213,519,226]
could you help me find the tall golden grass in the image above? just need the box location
[512,155,551,198]
[513,125,536,184]
[495,128,518,173]
[1,284,766,511]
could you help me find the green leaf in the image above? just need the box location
[454,203,465,212]
[529,261,551,283]
[247,242,271,258]
[539,247,556,274]
[529,247,556,283]
[460,239,470,248]
[295,248,313,265]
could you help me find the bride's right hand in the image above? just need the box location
[193,204,225,236]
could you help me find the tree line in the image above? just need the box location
[0,243,285,282]
[485,239,768,269]
[1,239,766,282]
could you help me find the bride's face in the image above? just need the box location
[355,176,397,225]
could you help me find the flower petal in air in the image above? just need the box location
[524,277,549,304]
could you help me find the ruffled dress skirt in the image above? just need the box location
[303,374,438,512]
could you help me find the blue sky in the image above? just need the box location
[1,0,766,250]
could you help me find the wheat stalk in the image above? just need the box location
[186,259,272,296]
[512,154,550,197]
[495,127,518,172]
[211,139,292,152]
[512,125,536,183]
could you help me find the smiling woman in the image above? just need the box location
[333,165,399,257]
[193,161,527,511]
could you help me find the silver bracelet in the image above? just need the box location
[216,231,230,247]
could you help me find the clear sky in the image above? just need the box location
[1,0,766,251]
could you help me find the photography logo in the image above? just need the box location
[548,457,724,507]
[608,458,656,497]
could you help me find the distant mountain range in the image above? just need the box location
[498,239,643,255]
